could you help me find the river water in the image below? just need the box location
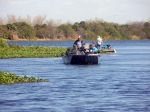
[0,40,150,112]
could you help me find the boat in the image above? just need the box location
[99,44,116,53]
[99,48,116,53]
[62,43,116,65]
[63,48,100,65]
[63,54,99,65]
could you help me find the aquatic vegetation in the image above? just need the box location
[0,38,8,47]
[0,45,66,58]
[0,38,67,58]
[0,71,48,85]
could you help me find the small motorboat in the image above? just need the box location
[63,54,99,65]
[62,48,99,65]
[99,44,116,53]
[99,48,116,53]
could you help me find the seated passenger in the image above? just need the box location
[89,44,98,53]
[106,44,111,49]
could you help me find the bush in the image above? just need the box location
[58,24,76,38]
[0,38,8,47]
[13,22,35,39]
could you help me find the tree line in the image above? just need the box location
[0,16,150,40]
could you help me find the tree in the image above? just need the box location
[33,15,46,26]
[13,22,35,39]
[58,24,76,38]
[143,22,150,39]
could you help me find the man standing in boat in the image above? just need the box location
[73,35,85,55]
[73,35,83,49]
[96,35,103,50]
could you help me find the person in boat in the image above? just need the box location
[106,44,111,49]
[96,35,103,50]
[73,35,84,50]
[102,44,111,49]
[89,44,98,53]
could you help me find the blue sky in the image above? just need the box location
[0,0,150,24]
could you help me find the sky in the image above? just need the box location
[0,0,150,24]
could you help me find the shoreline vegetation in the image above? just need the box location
[0,71,48,85]
[0,16,150,41]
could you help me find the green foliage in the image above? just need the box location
[0,25,11,39]
[0,46,66,58]
[0,19,150,40]
[84,30,96,40]
[0,38,8,47]
[0,71,48,85]
[58,24,76,38]
[0,22,35,40]
[13,22,35,39]
[7,24,17,31]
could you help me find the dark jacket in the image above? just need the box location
[74,39,83,46]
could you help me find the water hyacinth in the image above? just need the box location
[0,71,48,85]
[0,46,66,59]
[0,39,67,58]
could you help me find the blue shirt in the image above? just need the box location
[90,47,98,52]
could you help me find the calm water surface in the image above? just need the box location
[0,40,150,112]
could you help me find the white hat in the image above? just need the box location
[97,35,101,38]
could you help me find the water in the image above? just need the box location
[0,40,150,112]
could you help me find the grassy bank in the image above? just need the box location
[0,71,48,85]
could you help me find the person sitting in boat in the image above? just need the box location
[73,35,84,50]
[89,44,98,53]
[106,44,111,49]
[96,35,103,50]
